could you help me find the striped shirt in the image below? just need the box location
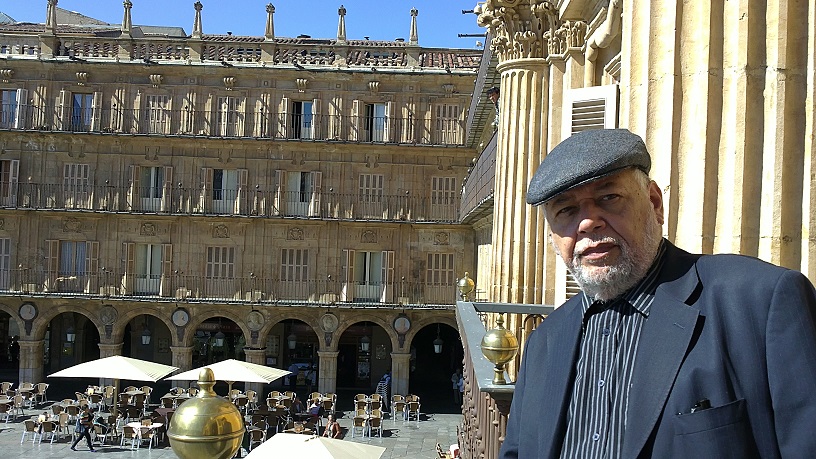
[560,240,667,459]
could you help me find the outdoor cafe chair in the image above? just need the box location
[392,401,406,424]
[121,425,138,449]
[0,382,12,394]
[406,400,421,426]
[248,428,265,451]
[124,386,138,393]
[40,420,58,444]
[12,394,25,417]
[245,389,259,411]
[0,402,10,423]
[355,393,368,402]
[351,411,367,438]
[50,404,63,416]
[370,400,382,411]
[308,392,321,403]
[58,412,71,438]
[88,393,103,410]
[93,424,114,446]
[34,382,49,405]
[321,399,335,416]
[355,399,368,411]
[20,419,37,444]
[65,404,79,422]
[140,386,153,404]
[269,390,281,399]
[368,413,383,438]
[187,387,199,396]
[161,396,175,409]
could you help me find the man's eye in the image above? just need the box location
[600,194,620,202]
[555,206,575,217]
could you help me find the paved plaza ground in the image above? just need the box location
[0,394,462,458]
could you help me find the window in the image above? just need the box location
[341,249,395,302]
[281,248,308,281]
[434,104,461,144]
[425,252,454,303]
[563,84,619,137]
[216,96,240,136]
[145,94,170,134]
[71,93,94,132]
[201,168,247,215]
[0,159,19,206]
[206,246,234,279]
[135,244,163,294]
[63,163,90,208]
[364,103,387,142]
[0,90,17,129]
[282,171,321,217]
[291,101,314,139]
[0,238,10,289]
[140,166,164,200]
[430,176,456,220]
[357,174,384,219]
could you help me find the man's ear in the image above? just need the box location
[648,181,664,225]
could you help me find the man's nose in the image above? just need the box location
[576,203,606,234]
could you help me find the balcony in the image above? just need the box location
[0,103,466,147]
[459,132,496,224]
[456,300,553,459]
[3,268,457,308]
[0,182,461,223]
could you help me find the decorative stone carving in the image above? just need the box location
[63,217,82,233]
[213,224,229,238]
[442,83,454,94]
[0,69,12,83]
[0,218,4,230]
[368,81,380,93]
[361,230,377,243]
[76,72,88,85]
[140,222,156,236]
[475,0,559,62]
[99,305,118,326]
[296,78,309,92]
[224,76,235,90]
[549,20,587,55]
[434,232,450,245]
[287,227,304,240]
[149,74,163,87]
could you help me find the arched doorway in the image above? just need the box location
[44,312,100,400]
[122,314,172,366]
[0,310,19,383]
[269,319,319,395]
[337,321,391,392]
[192,317,245,368]
[408,323,462,413]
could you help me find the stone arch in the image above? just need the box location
[263,310,323,346]
[403,314,457,348]
[108,306,175,344]
[33,303,103,341]
[0,301,25,339]
[182,308,251,347]
[334,313,400,350]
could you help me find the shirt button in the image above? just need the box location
[598,379,605,387]
[602,328,611,336]
[592,433,600,441]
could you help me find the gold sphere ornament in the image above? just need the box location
[480,314,519,385]
[458,271,475,300]
[168,368,245,459]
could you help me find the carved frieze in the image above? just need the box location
[434,232,450,245]
[361,230,377,243]
[0,69,12,83]
[213,224,229,238]
[63,217,82,233]
[224,76,235,90]
[140,222,156,236]
[475,0,559,62]
[76,72,88,85]
[149,74,163,87]
[549,20,587,55]
[287,227,304,240]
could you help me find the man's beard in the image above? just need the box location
[562,219,662,302]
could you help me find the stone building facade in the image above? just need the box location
[0,1,480,397]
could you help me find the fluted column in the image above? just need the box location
[244,348,267,396]
[317,350,338,393]
[476,1,556,305]
[390,352,411,396]
[18,340,44,383]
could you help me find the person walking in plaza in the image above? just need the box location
[71,407,96,452]
[451,370,462,405]
[500,129,816,458]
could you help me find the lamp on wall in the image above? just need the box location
[141,316,152,345]
[360,322,371,352]
[433,323,444,354]
[287,320,297,350]
[66,326,76,343]
[214,317,225,347]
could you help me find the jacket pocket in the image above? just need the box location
[674,399,758,458]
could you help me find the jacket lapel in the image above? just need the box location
[621,243,702,458]
[540,299,584,458]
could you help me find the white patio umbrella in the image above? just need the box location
[48,355,178,418]
[245,433,385,459]
[165,359,290,395]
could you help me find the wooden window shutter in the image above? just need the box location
[160,243,173,296]
[14,89,28,129]
[123,242,135,294]
[351,99,361,141]
[273,169,286,215]
[91,91,103,131]
[279,96,290,138]
[58,89,71,130]
[341,249,355,301]
[7,159,18,204]
[45,239,59,290]
[312,98,322,139]
[161,166,173,212]
[129,165,141,211]
[385,101,394,142]
[380,250,395,302]
[85,241,99,293]
[308,171,322,217]
[236,169,248,215]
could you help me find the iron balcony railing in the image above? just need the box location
[0,183,461,223]
[2,269,457,307]
[460,131,497,223]
[0,103,466,146]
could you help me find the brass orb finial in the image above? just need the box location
[480,314,519,385]
[458,271,475,300]
[168,367,244,459]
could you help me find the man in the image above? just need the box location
[287,360,300,392]
[499,129,816,458]
[71,407,96,452]
[487,87,500,129]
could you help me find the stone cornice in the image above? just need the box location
[475,0,559,61]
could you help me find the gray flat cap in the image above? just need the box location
[526,129,650,206]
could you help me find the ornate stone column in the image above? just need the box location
[476,1,557,306]
[317,350,338,394]
[390,352,411,396]
[18,340,44,383]
[243,348,267,396]
[171,346,194,388]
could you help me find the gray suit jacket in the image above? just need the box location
[500,241,816,458]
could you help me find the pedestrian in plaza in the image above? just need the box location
[451,370,461,405]
[287,360,300,392]
[71,407,96,452]
[500,128,816,458]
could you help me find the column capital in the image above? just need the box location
[97,343,123,358]
[475,0,559,62]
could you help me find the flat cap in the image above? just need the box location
[526,129,650,206]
